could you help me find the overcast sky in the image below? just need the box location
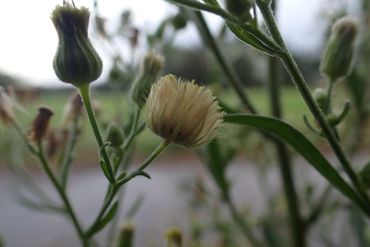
[0,0,354,87]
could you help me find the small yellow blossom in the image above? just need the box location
[145,74,223,147]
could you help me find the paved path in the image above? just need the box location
[0,156,354,247]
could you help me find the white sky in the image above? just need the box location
[0,0,353,87]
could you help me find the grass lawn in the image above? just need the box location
[0,85,351,166]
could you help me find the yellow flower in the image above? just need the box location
[145,74,223,147]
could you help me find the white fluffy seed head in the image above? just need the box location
[145,74,223,147]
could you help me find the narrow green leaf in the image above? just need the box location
[224,114,367,211]
[100,160,115,184]
[87,201,119,236]
[227,23,276,56]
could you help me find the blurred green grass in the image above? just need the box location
[0,86,319,166]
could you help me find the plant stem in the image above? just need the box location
[324,79,335,115]
[87,141,168,238]
[118,140,169,186]
[192,10,257,113]
[256,0,370,210]
[78,84,115,184]
[37,144,88,247]
[268,55,305,246]
[60,115,80,188]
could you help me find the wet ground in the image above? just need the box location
[0,155,359,247]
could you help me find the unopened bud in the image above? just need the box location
[313,88,328,113]
[106,122,124,148]
[52,2,103,86]
[116,222,135,247]
[172,12,187,30]
[225,0,253,22]
[130,50,164,108]
[165,228,182,247]
[359,162,370,190]
[29,107,54,144]
[320,17,358,80]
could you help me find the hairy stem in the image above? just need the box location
[257,0,370,212]
[78,84,115,184]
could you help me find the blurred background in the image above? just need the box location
[1,0,369,246]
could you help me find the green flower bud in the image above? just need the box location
[313,88,328,112]
[106,122,124,148]
[326,113,339,126]
[359,162,370,190]
[172,12,187,30]
[225,0,253,22]
[130,50,164,108]
[52,2,103,87]
[165,228,182,247]
[116,222,135,247]
[320,17,358,80]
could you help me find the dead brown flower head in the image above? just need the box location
[29,107,54,143]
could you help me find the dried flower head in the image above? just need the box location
[0,87,15,125]
[145,75,223,147]
[29,107,54,144]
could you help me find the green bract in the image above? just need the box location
[52,3,102,87]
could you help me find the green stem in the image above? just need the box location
[113,107,141,174]
[37,144,88,247]
[192,11,257,113]
[87,141,169,238]
[268,56,305,247]
[118,140,169,186]
[324,79,335,115]
[256,0,370,211]
[78,84,115,184]
[59,115,80,189]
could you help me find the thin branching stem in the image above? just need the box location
[256,0,370,210]
[78,84,115,184]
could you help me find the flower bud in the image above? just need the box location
[313,88,328,112]
[165,228,182,247]
[172,12,187,30]
[105,122,124,148]
[116,222,135,247]
[225,0,253,22]
[130,50,164,108]
[29,107,54,144]
[359,162,370,190]
[320,17,358,80]
[52,2,102,86]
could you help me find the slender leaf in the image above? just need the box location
[227,23,276,56]
[224,114,367,212]
[100,161,115,184]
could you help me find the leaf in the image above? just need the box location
[87,201,119,236]
[227,23,276,56]
[223,114,368,212]
[100,161,114,184]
